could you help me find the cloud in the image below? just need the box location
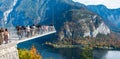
[73,0,120,9]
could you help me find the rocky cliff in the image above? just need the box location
[58,9,110,39]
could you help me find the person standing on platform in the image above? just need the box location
[26,25,31,37]
[0,29,4,45]
[4,29,9,44]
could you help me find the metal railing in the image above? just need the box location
[9,26,56,39]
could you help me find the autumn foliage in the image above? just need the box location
[18,45,42,59]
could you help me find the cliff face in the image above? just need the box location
[58,9,110,39]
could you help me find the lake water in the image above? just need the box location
[17,34,120,59]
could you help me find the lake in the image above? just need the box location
[17,34,120,59]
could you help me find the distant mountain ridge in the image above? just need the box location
[87,5,120,32]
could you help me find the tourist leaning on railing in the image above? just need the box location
[16,26,22,39]
[49,24,54,31]
[26,25,31,37]
[36,25,41,34]
[30,24,36,36]
[21,26,26,38]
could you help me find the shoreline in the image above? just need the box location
[45,42,83,48]
[45,42,120,50]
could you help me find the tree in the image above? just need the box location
[18,45,42,59]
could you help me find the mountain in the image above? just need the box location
[0,0,76,27]
[0,0,117,38]
[73,0,120,9]
[73,0,120,32]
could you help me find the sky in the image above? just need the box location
[73,0,120,9]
